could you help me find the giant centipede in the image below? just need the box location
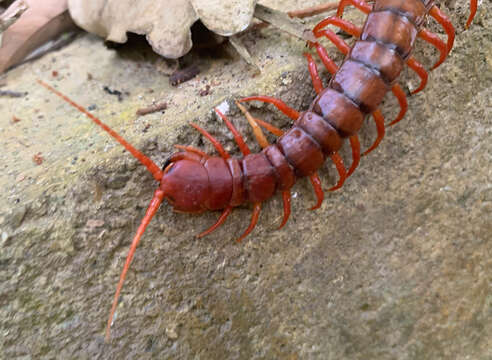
[38,0,477,341]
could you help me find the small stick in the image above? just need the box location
[136,101,167,116]
[0,90,26,98]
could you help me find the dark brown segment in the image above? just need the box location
[312,88,364,137]
[361,11,418,59]
[374,0,429,26]
[263,145,296,191]
[241,153,277,203]
[226,158,246,207]
[204,158,233,210]
[296,111,343,155]
[277,126,325,177]
[331,60,389,114]
[349,41,404,84]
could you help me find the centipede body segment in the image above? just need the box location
[38,0,477,341]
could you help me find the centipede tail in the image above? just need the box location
[38,0,477,341]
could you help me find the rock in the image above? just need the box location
[0,1,490,358]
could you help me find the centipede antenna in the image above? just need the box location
[105,189,165,341]
[37,80,163,182]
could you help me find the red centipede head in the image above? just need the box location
[159,152,209,213]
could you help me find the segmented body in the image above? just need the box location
[39,0,477,341]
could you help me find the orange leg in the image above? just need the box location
[389,84,408,126]
[235,101,270,149]
[328,152,347,191]
[419,28,448,70]
[304,52,324,94]
[214,108,251,156]
[314,17,362,38]
[429,6,455,55]
[174,144,209,158]
[336,0,371,17]
[240,96,300,120]
[197,206,233,238]
[189,123,230,160]
[312,42,339,74]
[347,135,361,177]
[406,57,428,94]
[237,203,261,242]
[309,172,325,210]
[466,0,477,29]
[279,190,292,229]
[362,109,385,156]
[253,117,284,137]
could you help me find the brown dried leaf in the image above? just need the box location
[0,0,75,73]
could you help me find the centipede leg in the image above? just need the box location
[418,28,448,70]
[197,206,233,238]
[279,190,292,229]
[336,0,370,18]
[406,57,428,94]
[189,123,230,159]
[235,101,270,149]
[347,135,361,177]
[312,42,339,74]
[237,203,261,242]
[328,152,347,191]
[363,109,385,156]
[174,144,209,158]
[389,84,408,126]
[313,17,362,40]
[304,53,324,94]
[214,108,251,155]
[240,96,300,121]
[309,172,325,210]
[429,6,455,54]
[467,0,477,29]
[251,117,284,136]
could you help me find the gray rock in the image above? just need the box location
[0,1,490,359]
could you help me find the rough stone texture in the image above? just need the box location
[0,1,490,359]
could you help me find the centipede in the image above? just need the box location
[38,0,477,341]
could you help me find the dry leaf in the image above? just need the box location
[68,0,256,59]
[0,0,75,73]
[0,0,28,32]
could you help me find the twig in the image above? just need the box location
[287,2,339,19]
[136,101,167,116]
[0,89,26,97]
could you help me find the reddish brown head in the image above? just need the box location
[160,152,209,213]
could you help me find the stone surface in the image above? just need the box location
[0,1,490,359]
